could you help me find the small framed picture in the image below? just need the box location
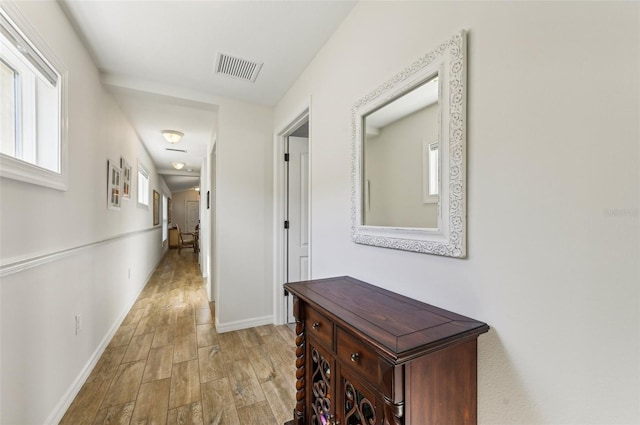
[107,160,121,210]
[153,190,160,225]
[120,157,132,199]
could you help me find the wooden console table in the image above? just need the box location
[283,276,489,425]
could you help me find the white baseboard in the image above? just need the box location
[44,253,164,425]
[215,315,273,333]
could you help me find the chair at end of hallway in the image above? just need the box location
[177,225,197,254]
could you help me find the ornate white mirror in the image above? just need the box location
[351,30,467,257]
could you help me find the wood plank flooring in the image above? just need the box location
[60,250,296,425]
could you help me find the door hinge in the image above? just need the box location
[284,220,289,229]
[284,153,289,162]
[284,289,289,296]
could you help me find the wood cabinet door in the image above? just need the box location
[338,368,383,425]
[307,338,335,425]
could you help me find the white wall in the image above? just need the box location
[171,189,201,232]
[365,104,438,228]
[215,99,274,331]
[275,2,639,424]
[0,2,168,423]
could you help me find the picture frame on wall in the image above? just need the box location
[120,157,132,199]
[153,190,160,225]
[167,197,172,223]
[107,160,121,210]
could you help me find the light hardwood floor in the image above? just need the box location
[60,250,296,425]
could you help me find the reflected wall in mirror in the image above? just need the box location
[351,30,467,257]
[363,75,440,228]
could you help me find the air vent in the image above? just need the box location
[166,148,187,153]
[214,52,263,83]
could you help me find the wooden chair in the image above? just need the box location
[177,225,196,254]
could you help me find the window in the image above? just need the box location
[0,5,67,190]
[428,142,439,196]
[162,194,168,243]
[423,140,439,204]
[137,164,149,206]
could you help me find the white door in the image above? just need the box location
[186,201,200,233]
[286,136,309,323]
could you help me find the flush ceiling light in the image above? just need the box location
[162,130,184,144]
[171,162,185,170]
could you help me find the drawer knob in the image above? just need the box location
[312,322,321,330]
[350,352,360,362]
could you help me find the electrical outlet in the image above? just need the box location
[75,314,81,335]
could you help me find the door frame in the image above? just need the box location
[273,103,311,325]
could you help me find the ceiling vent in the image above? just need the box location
[214,52,263,83]
[166,147,187,153]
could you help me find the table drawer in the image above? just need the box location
[305,306,334,350]
[337,328,379,386]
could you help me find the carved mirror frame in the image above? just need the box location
[351,30,467,257]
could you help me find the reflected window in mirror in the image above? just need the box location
[424,141,439,202]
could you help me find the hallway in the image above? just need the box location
[60,250,296,424]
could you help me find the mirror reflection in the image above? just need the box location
[362,74,439,228]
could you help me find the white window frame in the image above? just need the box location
[137,162,149,207]
[0,3,68,191]
[423,140,439,204]
[162,194,168,243]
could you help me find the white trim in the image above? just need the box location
[44,251,165,425]
[272,127,285,325]
[199,156,208,280]
[307,102,313,290]
[215,314,273,334]
[137,161,150,207]
[272,101,311,326]
[0,227,161,277]
[213,142,220,319]
[0,153,68,190]
[205,134,216,302]
[156,169,200,177]
[422,140,439,204]
[170,187,200,195]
